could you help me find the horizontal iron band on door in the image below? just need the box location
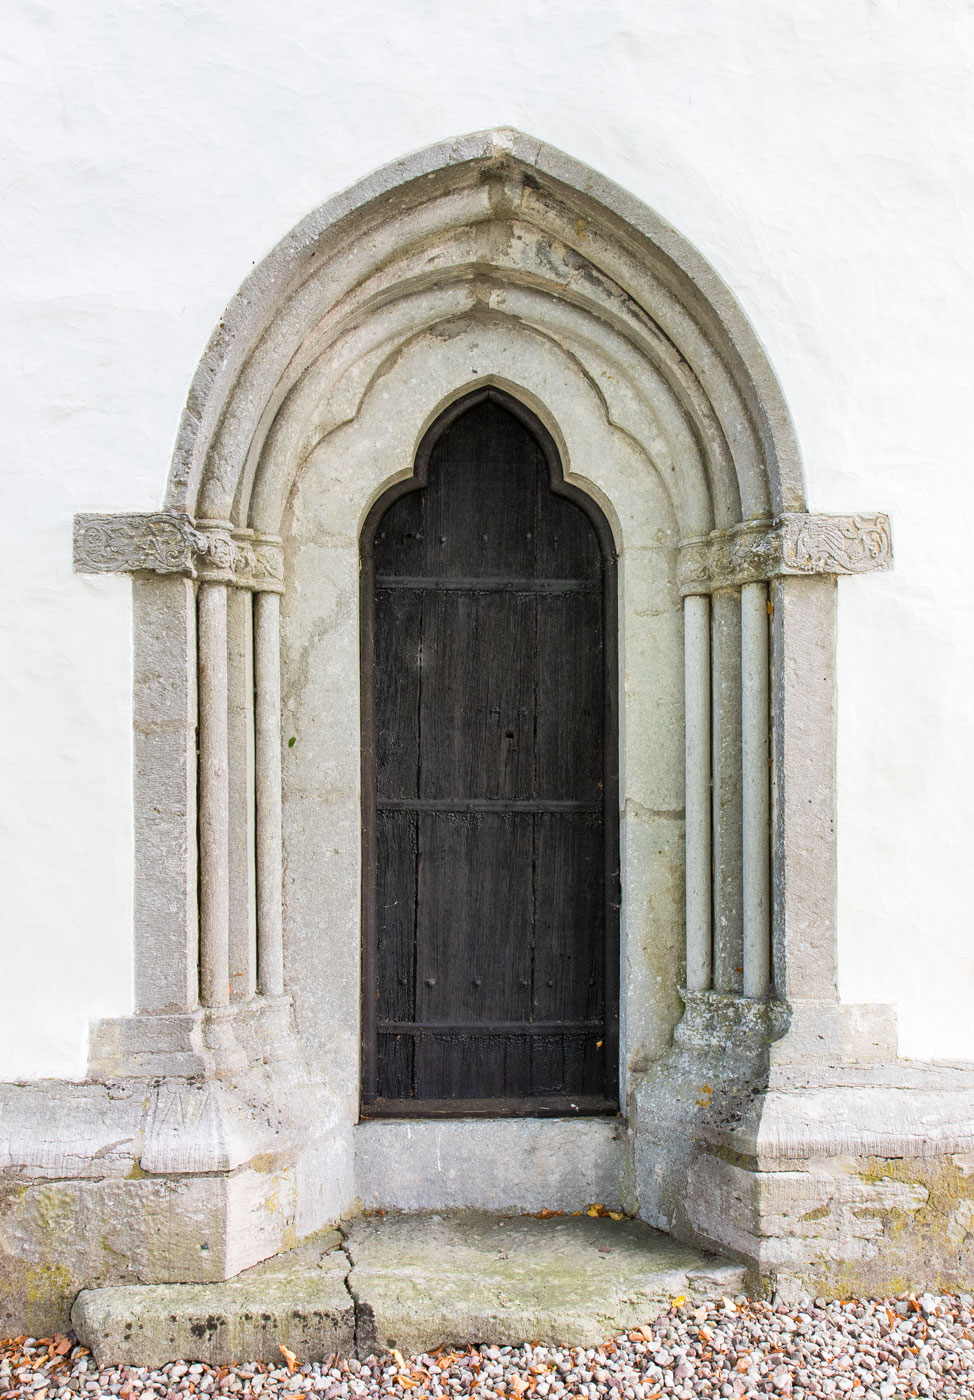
[375,576,598,593]
[377,798,602,813]
[362,1095,619,1119]
[378,1021,604,1035]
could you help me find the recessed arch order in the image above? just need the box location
[167,128,805,535]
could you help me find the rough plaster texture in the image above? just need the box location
[2,1,973,1076]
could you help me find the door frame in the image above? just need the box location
[358,386,621,1117]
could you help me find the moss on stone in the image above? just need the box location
[794,1155,974,1297]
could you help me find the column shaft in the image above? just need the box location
[198,581,231,1008]
[770,575,839,1000]
[132,575,199,1012]
[684,593,712,992]
[711,589,743,992]
[254,590,285,998]
[741,580,771,997]
[227,587,258,1002]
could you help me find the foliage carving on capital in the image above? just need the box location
[73,513,285,591]
[676,539,712,594]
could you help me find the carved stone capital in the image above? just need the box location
[230,531,285,593]
[73,513,284,592]
[777,512,893,576]
[74,512,198,576]
[678,512,892,595]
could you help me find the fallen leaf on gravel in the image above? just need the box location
[672,1294,687,1307]
[279,1345,298,1375]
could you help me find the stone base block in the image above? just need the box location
[72,1234,354,1368]
[631,993,974,1296]
[344,1210,744,1356]
[354,1117,625,1212]
[0,1055,348,1336]
[684,1149,974,1299]
[71,1211,745,1366]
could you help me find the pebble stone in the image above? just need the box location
[3,1293,974,1400]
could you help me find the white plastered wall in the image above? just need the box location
[2,0,972,1077]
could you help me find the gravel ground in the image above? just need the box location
[3,1293,974,1400]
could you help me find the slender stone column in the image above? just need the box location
[198,581,231,1008]
[684,593,712,992]
[254,589,285,998]
[710,590,743,993]
[227,587,257,1002]
[741,580,771,998]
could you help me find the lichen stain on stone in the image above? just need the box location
[26,1259,72,1305]
[800,1204,831,1223]
[30,1183,79,1243]
[0,1254,75,1335]
[800,1155,974,1296]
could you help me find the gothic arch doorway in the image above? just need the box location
[360,389,619,1115]
[72,131,893,1292]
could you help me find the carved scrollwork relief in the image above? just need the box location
[778,512,893,576]
[73,513,285,592]
[678,513,892,595]
[74,513,197,575]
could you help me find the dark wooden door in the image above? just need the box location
[360,389,618,1116]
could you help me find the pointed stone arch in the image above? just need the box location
[71,130,897,1292]
[165,128,804,532]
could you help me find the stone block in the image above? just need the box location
[354,1118,625,1213]
[72,1236,353,1367]
[345,1211,744,1356]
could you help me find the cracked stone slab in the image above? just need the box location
[346,1211,744,1355]
[72,1233,353,1368]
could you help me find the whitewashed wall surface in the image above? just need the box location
[2,0,972,1078]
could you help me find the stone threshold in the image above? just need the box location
[71,1212,745,1367]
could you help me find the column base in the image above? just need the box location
[631,991,974,1297]
[0,1001,353,1337]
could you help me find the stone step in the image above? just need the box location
[72,1212,746,1368]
